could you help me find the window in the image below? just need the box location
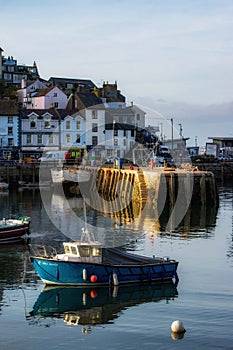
[54,102,59,108]
[48,134,54,144]
[123,139,126,146]
[4,73,11,80]
[37,134,42,144]
[123,130,127,137]
[92,136,98,146]
[66,120,71,129]
[8,138,13,147]
[137,113,140,120]
[92,110,97,119]
[66,134,71,143]
[44,116,51,129]
[114,139,118,146]
[76,134,81,143]
[26,134,32,144]
[92,247,101,257]
[30,117,36,128]
[76,121,81,130]
[8,116,13,123]
[114,129,118,137]
[8,127,13,135]
[79,247,90,257]
[131,130,135,137]
[92,123,98,132]
[71,246,77,255]
[64,245,70,253]
[53,92,57,97]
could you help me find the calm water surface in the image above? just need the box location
[0,180,232,350]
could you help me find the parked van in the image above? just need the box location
[40,151,69,162]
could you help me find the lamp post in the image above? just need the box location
[160,122,163,140]
[171,118,174,151]
[178,123,182,139]
[113,119,116,158]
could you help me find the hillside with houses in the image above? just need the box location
[0,47,159,164]
[1,46,232,165]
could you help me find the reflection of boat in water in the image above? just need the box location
[28,281,178,326]
[50,168,64,184]
[0,181,9,191]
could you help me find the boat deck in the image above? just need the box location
[102,248,164,265]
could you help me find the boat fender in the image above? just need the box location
[82,292,87,306]
[82,268,87,281]
[90,275,98,283]
[112,272,119,286]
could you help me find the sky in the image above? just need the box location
[1,0,233,146]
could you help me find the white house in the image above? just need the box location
[30,86,68,109]
[60,112,86,159]
[126,103,146,129]
[85,106,106,160]
[18,78,48,108]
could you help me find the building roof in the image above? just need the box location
[34,86,57,97]
[208,137,233,141]
[22,108,78,121]
[49,77,96,91]
[76,92,103,108]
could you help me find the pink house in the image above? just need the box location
[31,86,68,109]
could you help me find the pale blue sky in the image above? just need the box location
[1,0,233,145]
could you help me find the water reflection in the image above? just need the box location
[0,243,30,289]
[28,282,178,327]
[44,184,219,244]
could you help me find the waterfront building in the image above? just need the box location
[60,111,86,160]
[126,103,146,129]
[20,109,67,160]
[208,136,233,159]
[0,100,19,159]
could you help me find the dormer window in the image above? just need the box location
[44,116,51,129]
[30,116,37,128]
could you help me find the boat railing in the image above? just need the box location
[29,244,58,258]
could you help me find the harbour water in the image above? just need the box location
[0,179,232,350]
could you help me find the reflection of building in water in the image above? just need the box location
[46,166,219,242]
[86,168,219,237]
[49,190,84,240]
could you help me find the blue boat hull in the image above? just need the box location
[30,257,178,286]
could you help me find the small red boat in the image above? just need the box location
[0,216,31,243]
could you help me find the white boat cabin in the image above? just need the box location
[56,229,103,263]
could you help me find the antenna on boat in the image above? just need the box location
[81,197,96,243]
[83,196,87,231]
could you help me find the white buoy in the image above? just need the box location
[171,320,186,333]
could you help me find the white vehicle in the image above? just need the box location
[40,151,68,162]
[159,145,170,155]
